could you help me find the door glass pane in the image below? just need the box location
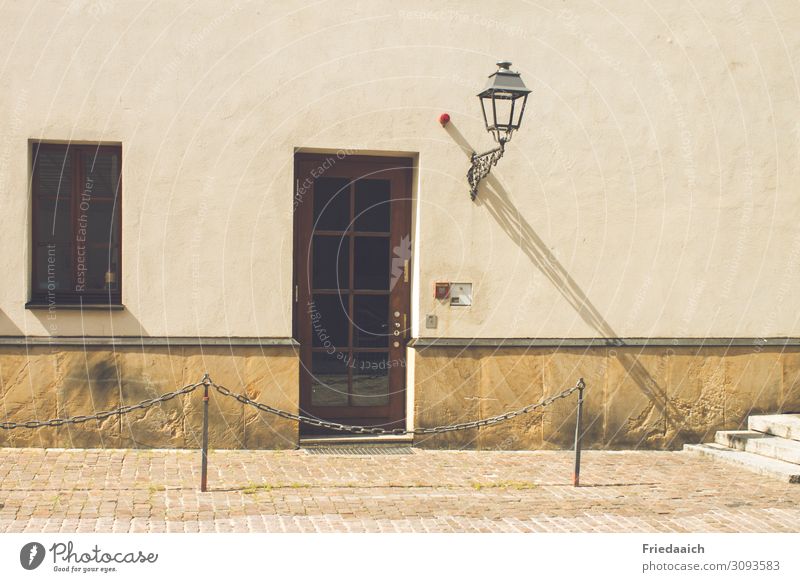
[353,295,389,347]
[310,294,349,349]
[352,352,390,406]
[313,177,350,231]
[354,236,389,290]
[37,198,71,243]
[355,179,390,232]
[312,235,348,289]
[83,149,120,198]
[311,352,349,406]
[34,147,72,198]
[34,244,71,291]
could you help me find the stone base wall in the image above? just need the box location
[412,346,800,450]
[0,346,299,449]
[3,344,799,450]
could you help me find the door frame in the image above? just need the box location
[292,152,414,432]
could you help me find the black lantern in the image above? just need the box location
[477,61,531,144]
[467,61,531,199]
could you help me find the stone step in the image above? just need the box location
[715,430,800,464]
[684,443,800,484]
[748,414,800,441]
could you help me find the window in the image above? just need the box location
[29,143,122,306]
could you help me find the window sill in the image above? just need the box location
[25,302,125,311]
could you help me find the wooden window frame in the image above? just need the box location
[27,142,123,307]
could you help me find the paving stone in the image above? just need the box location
[0,448,799,532]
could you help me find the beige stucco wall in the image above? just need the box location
[0,0,798,339]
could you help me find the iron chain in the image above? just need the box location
[1,374,585,436]
[211,378,585,436]
[0,382,202,430]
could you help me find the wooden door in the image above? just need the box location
[294,154,412,433]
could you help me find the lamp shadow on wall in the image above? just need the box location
[444,122,676,446]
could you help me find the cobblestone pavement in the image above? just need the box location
[0,448,798,533]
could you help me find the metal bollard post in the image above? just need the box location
[200,373,211,493]
[572,378,585,487]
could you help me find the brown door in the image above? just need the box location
[294,154,412,434]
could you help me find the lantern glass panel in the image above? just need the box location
[479,95,492,131]
[492,92,514,131]
[511,94,528,129]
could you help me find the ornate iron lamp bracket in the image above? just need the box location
[467,139,505,200]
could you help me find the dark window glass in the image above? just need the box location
[85,200,118,244]
[352,352,390,406]
[354,179,390,232]
[312,177,350,231]
[35,148,72,197]
[353,295,389,347]
[311,352,349,406]
[354,236,390,290]
[83,149,120,198]
[84,247,118,291]
[312,235,348,289]
[30,143,122,304]
[310,294,349,348]
[34,244,71,292]
[36,198,71,243]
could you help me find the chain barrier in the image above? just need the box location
[211,378,586,435]
[0,373,587,490]
[0,381,202,430]
[0,375,584,435]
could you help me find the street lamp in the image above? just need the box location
[467,61,531,199]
